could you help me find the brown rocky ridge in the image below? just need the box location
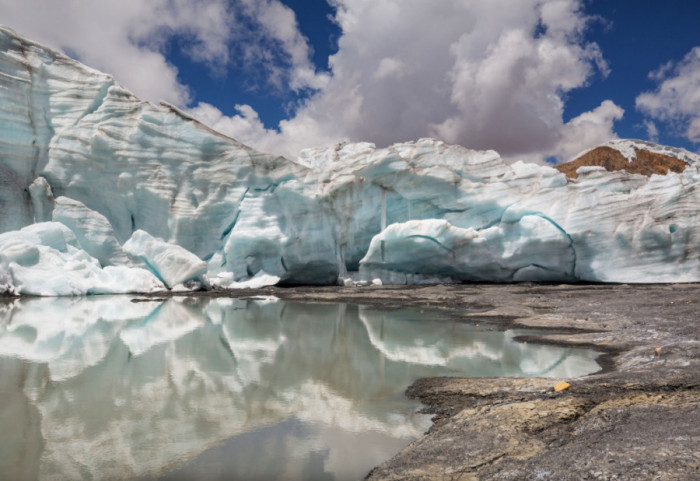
[555,145,688,179]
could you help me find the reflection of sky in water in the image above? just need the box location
[0,296,601,481]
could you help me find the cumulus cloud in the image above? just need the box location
[0,0,232,104]
[548,100,624,161]
[190,0,621,162]
[644,120,660,143]
[0,0,327,105]
[236,0,330,92]
[636,47,700,144]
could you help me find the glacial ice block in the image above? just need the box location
[359,217,576,283]
[123,230,208,289]
[52,196,131,267]
[228,271,281,289]
[222,183,339,285]
[28,177,55,223]
[0,223,163,296]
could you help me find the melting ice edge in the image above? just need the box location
[1,26,699,295]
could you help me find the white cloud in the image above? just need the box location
[237,0,330,91]
[644,120,659,143]
[549,100,624,161]
[0,0,236,104]
[636,47,700,144]
[195,0,621,163]
[374,58,406,80]
[432,26,607,157]
[0,0,327,105]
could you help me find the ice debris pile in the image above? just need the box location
[1,26,699,295]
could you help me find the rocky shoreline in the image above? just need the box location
[218,283,699,480]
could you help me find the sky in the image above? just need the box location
[1,0,698,164]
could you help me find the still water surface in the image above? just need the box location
[0,296,600,480]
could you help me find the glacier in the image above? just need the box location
[0,25,699,295]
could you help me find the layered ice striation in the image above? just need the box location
[0,25,699,295]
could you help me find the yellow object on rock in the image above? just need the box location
[553,381,571,392]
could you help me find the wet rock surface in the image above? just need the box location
[207,283,700,480]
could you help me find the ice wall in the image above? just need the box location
[0,25,699,295]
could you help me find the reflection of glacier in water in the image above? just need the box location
[0,296,600,481]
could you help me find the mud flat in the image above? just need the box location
[221,283,699,481]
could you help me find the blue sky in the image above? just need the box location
[2,0,699,163]
[562,1,700,148]
[166,0,340,129]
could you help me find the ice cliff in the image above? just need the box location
[0,26,699,295]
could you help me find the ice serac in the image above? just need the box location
[0,25,699,295]
[122,230,207,289]
[0,223,163,296]
[360,217,576,283]
[52,196,131,267]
